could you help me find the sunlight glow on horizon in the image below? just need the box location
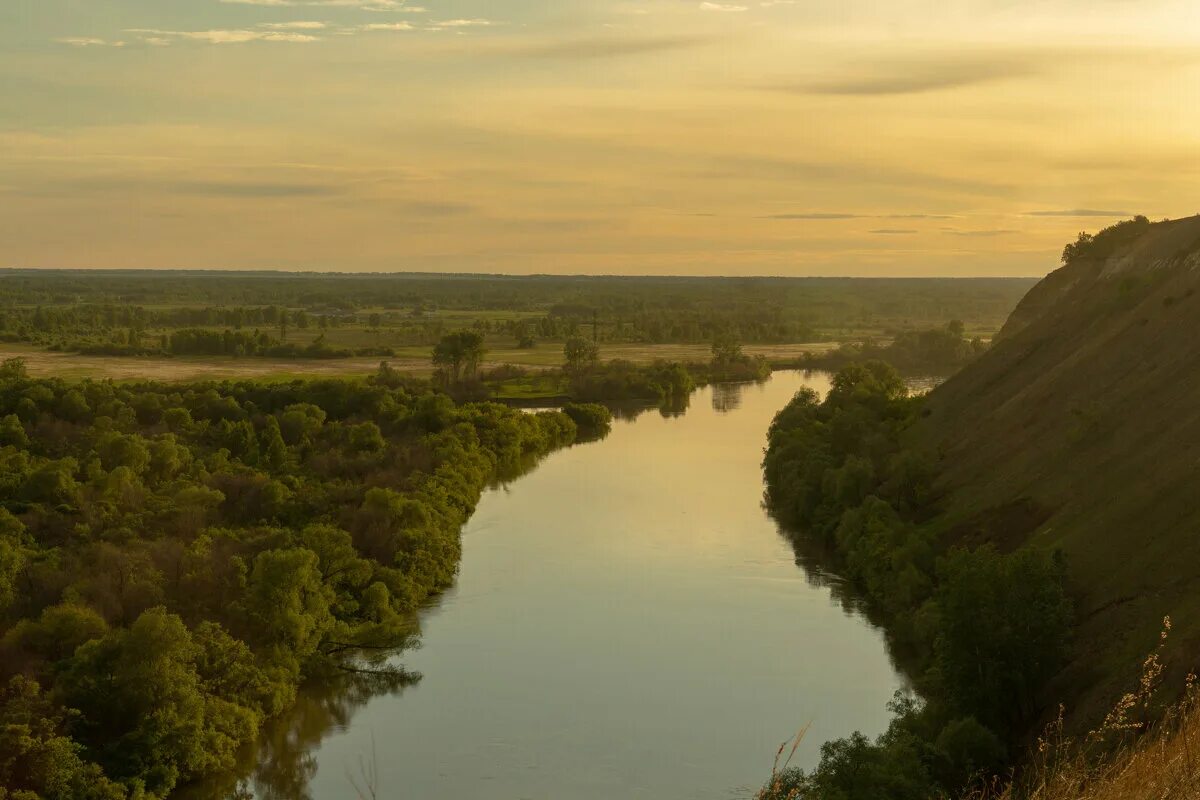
[2,0,1198,276]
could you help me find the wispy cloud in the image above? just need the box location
[260,21,328,30]
[126,28,321,44]
[759,212,957,220]
[870,228,918,234]
[432,19,495,28]
[504,34,715,59]
[357,22,415,31]
[943,228,1018,237]
[56,37,126,47]
[220,0,421,8]
[782,55,1035,96]
[700,2,749,10]
[176,181,343,197]
[760,212,862,220]
[1024,209,1135,217]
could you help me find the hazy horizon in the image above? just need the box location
[3,0,1198,276]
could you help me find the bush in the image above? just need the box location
[562,403,612,439]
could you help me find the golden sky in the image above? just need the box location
[2,0,1199,276]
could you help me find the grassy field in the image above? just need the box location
[0,341,840,382]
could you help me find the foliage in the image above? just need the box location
[709,330,771,382]
[431,331,486,387]
[562,337,600,377]
[0,357,578,796]
[561,403,613,439]
[1060,216,1152,265]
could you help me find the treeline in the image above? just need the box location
[1060,215,1153,265]
[0,358,585,799]
[0,272,1034,349]
[793,321,987,375]
[760,362,1072,798]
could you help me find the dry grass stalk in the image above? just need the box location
[968,617,1200,800]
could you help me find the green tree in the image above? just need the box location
[242,548,334,662]
[260,416,289,471]
[0,414,29,448]
[0,677,128,800]
[933,546,1072,732]
[711,329,744,366]
[563,336,599,377]
[60,607,256,795]
[0,510,29,616]
[0,357,28,383]
[432,331,486,386]
[3,603,109,666]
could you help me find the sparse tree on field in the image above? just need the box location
[563,336,599,377]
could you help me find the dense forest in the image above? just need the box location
[0,358,610,799]
[760,362,1072,798]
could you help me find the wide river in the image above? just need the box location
[227,371,904,800]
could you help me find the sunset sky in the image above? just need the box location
[2,0,1198,276]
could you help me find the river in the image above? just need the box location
[219,371,904,800]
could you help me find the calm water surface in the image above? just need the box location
[236,371,903,800]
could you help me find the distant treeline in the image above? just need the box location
[0,358,588,798]
[0,272,1034,352]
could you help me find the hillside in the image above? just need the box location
[916,215,1200,726]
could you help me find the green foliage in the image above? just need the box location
[59,607,257,795]
[0,368,579,794]
[0,677,128,800]
[932,546,1072,731]
[562,403,613,439]
[1061,216,1152,265]
[432,331,486,386]
[563,336,600,377]
[567,359,695,409]
[709,330,770,381]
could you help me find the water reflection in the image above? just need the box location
[711,381,745,414]
[187,669,420,800]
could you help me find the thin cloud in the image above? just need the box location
[260,21,328,30]
[943,229,1018,237]
[789,56,1035,96]
[432,19,495,27]
[176,181,343,198]
[760,213,862,220]
[700,2,749,10]
[503,34,716,59]
[358,22,416,31]
[30,176,347,199]
[1024,209,1135,217]
[127,28,321,44]
[220,0,418,8]
[870,228,918,234]
[56,37,126,47]
[760,212,957,220]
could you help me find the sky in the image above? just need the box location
[1,1,1199,276]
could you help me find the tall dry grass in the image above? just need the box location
[970,617,1200,800]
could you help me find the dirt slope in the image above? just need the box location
[916,215,1200,725]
